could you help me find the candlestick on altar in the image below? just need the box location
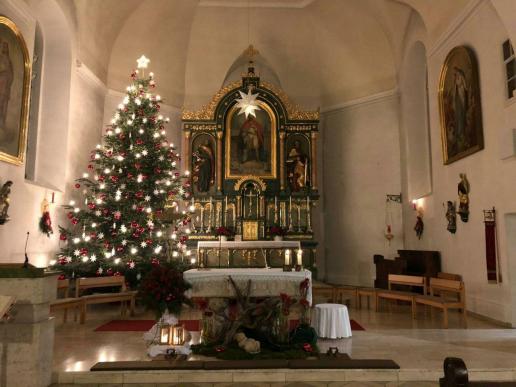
[288,196,294,232]
[306,196,313,233]
[283,249,292,271]
[274,196,278,224]
[297,203,302,232]
[200,207,205,232]
[224,196,228,226]
[295,248,303,271]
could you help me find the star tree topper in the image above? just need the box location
[235,89,261,118]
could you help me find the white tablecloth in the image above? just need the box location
[312,303,352,339]
[184,268,312,305]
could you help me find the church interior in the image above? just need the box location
[2,0,516,386]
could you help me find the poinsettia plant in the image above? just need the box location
[279,292,296,316]
[215,226,234,237]
[139,260,192,318]
[269,225,286,237]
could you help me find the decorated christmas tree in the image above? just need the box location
[52,56,191,285]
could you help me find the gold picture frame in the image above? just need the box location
[0,16,31,166]
[225,100,277,179]
[438,46,484,165]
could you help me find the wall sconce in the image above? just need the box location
[170,323,185,346]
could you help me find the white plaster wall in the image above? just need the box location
[0,1,106,267]
[322,94,403,286]
[401,0,516,324]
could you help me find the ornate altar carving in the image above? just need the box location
[182,47,319,265]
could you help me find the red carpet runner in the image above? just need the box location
[95,319,365,332]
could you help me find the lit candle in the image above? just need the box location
[297,249,303,266]
[160,324,170,344]
[285,249,291,266]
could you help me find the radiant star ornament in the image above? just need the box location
[235,89,261,118]
[136,55,150,69]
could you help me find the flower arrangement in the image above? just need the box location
[279,293,296,316]
[269,225,286,237]
[215,226,234,237]
[299,278,311,324]
[139,261,192,319]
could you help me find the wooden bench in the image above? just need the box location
[414,277,466,328]
[357,287,376,309]
[332,285,358,307]
[50,279,85,324]
[312,281,335,303]
[76,276,137,320]
[375,274,426,316]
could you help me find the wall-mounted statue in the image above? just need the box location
[457,173,470,222]
[446,201,457,234]
[0,180,13,224]
[192,140,214,193]
[414,213,424,239]
[286,140,309,191]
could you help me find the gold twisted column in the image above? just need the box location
[184,130,191,172]
[280,132,286,191]
[311,132,318,190]
[216,131,223,191]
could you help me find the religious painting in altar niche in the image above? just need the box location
[286,134,310,191]
[0,17,30,166]
[225,101,277,179]
[439,46,484,165]
[191,134,215,194]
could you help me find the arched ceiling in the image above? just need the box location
[53,0,476,110]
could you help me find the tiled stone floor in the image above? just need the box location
[52,302,516,385]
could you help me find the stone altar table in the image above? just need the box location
[184,268,312,305]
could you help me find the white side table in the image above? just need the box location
[312,303,352,338]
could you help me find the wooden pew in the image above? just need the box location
[414,277,466,329]
[375,274,426,316]
[76,276,137,321]
[50,279,85,324]
[312,281,335,303]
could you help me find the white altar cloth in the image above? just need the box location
[197,241,301,249]
[184,268,312,305]
[311,303,352,339]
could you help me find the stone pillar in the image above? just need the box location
[216,131,223,192]
[279,132,286,191]
[0,273,58,387]
[184,130,191,172]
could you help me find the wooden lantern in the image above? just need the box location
[169,323,185,346]
[159,323,170,344]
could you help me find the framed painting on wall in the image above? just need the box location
[0,17,30,166]
[225,100,277,179]
[438,46,484,165]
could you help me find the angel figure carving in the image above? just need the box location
[0,180,13,224]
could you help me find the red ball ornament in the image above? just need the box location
[103,209,109,215]
[116,246,124,252]
[131,221,139,228]
[104,241,111,249]
[59,234,67,241]
[67,212,73,219]
[110,175,119,182]
[146,239,153,246]
[71,218,78,225]
[136,206,144,213]
[154,168,161,174]
[135,191,143,198]
[136,139,143,145]
[151,258,160,266]
[113,271,122,277]
[80,248,88,256]
[106,268,114,276]
[134,163,142,170]
[58,274,66,280]
[75,183,81,189]
[88,203,96,210]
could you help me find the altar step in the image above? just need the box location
[51,366,516,386]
